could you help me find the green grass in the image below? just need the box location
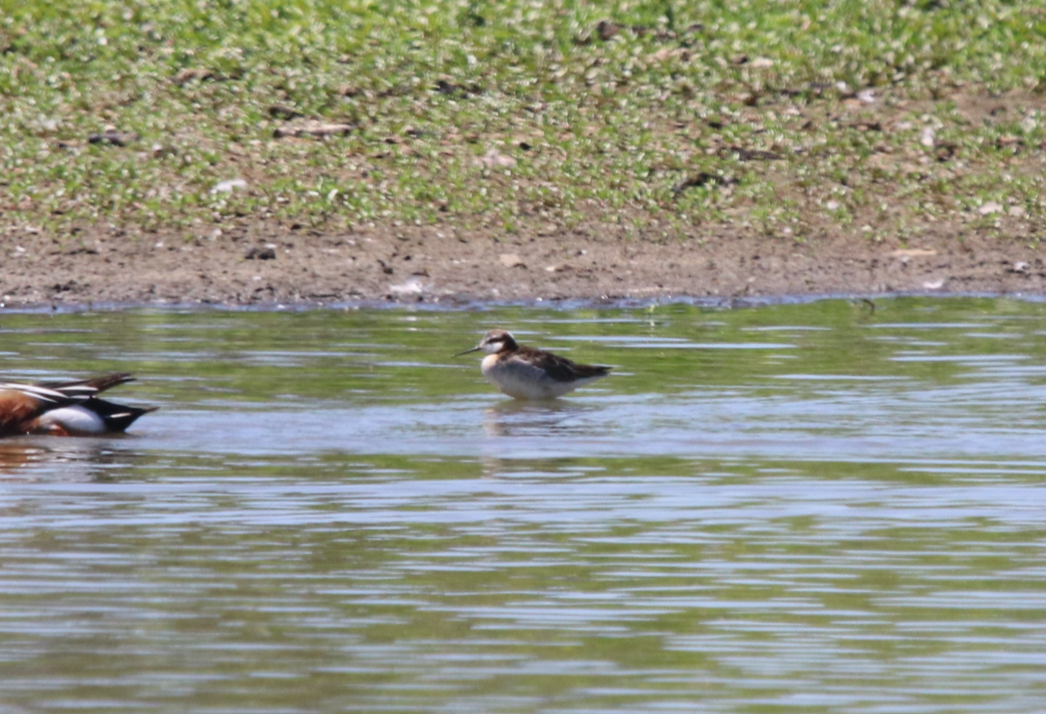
[3,0,1046,243]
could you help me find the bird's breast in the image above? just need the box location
[480,354,576,399]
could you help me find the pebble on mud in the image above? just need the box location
[212,179,249,194]
[87,130,139,147]
[499,253,525,268]
[245,247,277,260]
[273,121,354,139]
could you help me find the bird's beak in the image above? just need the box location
[453,345,481,357]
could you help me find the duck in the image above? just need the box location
[0,373,156,436]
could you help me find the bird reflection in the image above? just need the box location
[480,399,604,478]
[481,398,593,438]
[0,436,145,482]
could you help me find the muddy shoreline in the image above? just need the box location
[3,221,1045,310]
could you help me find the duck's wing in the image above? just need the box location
[34,373,136,396]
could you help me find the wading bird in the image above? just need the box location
[454,329,611,400]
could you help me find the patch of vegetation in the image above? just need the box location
[2,0,1046,244]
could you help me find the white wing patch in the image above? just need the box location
[0,383,97,404]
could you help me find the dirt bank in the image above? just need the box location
[2,220,1044,309]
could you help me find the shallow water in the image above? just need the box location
[2,298,1046,713]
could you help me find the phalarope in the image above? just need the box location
[454,329,611,399]
[0,373,156,437]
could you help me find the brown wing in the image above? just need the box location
[35,373,135,395]
[0,390,46,436]
[516,347,611,383]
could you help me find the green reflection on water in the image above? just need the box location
[0,298,1045,713]
[1,296,1043,403]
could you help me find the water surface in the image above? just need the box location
[1,298,1045,713]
